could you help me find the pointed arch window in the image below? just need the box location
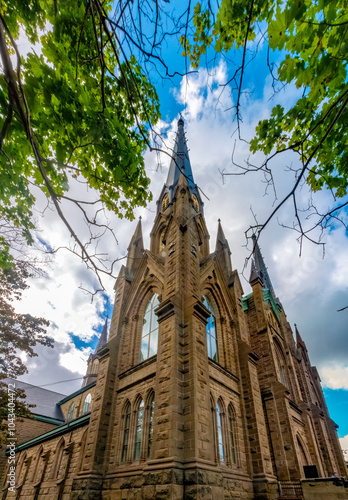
[192,194,199,212]
[147,394,155,458]
[228,405,237,465]
[82,393,92,415]
[134,400,145,460]
[216,402,225,462]
[32,445,43,483]
[67,402,75,422]
[161,193,169,211]
[16,452,28,485]
[121,402,131,463]
[203,296,219,363]
[140,294,159,362]
[53,439,65,479]
[274,341,287,387]
[91,359,99,374]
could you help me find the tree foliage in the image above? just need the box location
[0,260,51,443]
[0,0,161,285]
[182,0,348,244]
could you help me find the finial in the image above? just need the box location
[218,218,221,223]
[178,114,184,126]
[139,215,142,220]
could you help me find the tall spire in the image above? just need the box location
[295,323,306,349]
[216,219,228,249]
[95,318,109,353]
[215,219,232,278]
[126,218,144,272]
[250,234,275,296]
[166,117,195,190]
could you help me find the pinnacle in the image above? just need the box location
[95,318,108,353]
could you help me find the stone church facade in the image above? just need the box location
[2,118,346,499]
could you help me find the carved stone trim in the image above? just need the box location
[192,301,210,324]
[155,299,175,324]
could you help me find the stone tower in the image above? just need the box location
[5,119,346,500]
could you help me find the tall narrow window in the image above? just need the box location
[91,359,99,374]
[134,400,145,460]
[32,445,43,483]
[121,403,131,463]
[82,393,92,415]
[228,405,237,465]
[161,193,169,211]
[140,294,159,362]
[67,402,75,422]
[192,194,199,212]
[147,395,155,458]
[53,440,65,479]
[216,402,225,462]
[274,342,287,387]
[203,297,219,363]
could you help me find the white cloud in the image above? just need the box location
[59,346,92,376]
[320,365,348,391]
[339,435,348,461]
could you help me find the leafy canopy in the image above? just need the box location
[0,0,160,269]
[0,261,51,443]
[182,0,348,198]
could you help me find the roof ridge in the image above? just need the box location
[4,377,67,397]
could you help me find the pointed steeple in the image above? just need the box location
[157,118,203,214]
[126,218,144,272]
[215,219,229,249]
[249,258,262,285]
[215,219,232,278]
[166,117,195,190]
[95,318,109,353]
[295,324,306,349]
[250,234,275,296]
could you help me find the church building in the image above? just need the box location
[2,118,347,499]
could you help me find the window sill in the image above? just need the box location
[208,359,239,383]
[119,356,157,380]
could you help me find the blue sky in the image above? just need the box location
[14,4,348,456]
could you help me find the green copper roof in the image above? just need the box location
[241,290,280,320]
[57,380,96,406]
[9,414,90,454]
[263,289,281,320]
[242,293,253,311]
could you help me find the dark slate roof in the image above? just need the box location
[3,378,66,422]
